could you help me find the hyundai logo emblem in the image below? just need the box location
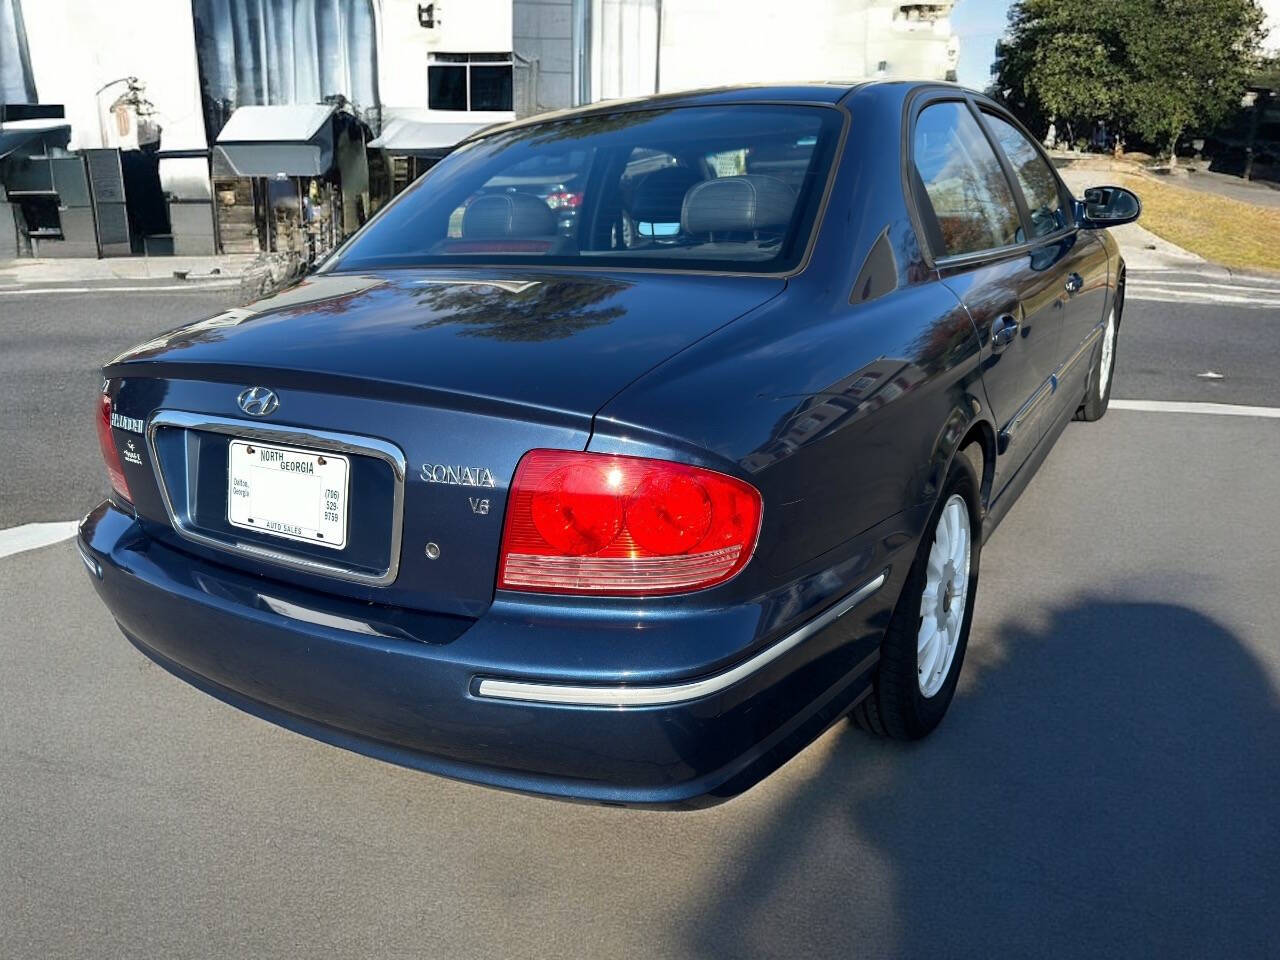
[237,386,279,417]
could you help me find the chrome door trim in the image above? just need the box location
[999,376,1055,452]
[146,410,407,587]
[1058,319,1104,383]
[474,571,887,707]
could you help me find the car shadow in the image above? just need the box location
[679,599,1279,958]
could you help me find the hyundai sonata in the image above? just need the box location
[80,81,1139,806]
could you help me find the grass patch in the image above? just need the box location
[1119,174,1280,273]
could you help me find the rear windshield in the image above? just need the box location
[328,104,843,274]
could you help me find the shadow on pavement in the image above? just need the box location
[681,599,1279,958]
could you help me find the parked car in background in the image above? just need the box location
[454,149,590,238]
[81,82,1140,806]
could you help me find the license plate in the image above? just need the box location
[227,440,349,549]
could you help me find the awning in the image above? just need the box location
[0,120,70,161]
[368,117,491,157]
[214,104,337,178]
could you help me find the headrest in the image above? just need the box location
[627,167,703,224]
[462,193,557,238]
[681,175,797,235]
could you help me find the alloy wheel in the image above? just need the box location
[917,493,971,698]
[1099,310,1116,401]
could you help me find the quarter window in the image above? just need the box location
[983,113,1069,238]
[913,101,1022,257]
[428,53,513,112]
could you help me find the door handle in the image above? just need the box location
[991,313,1020,352]
[1064,273,1084,295]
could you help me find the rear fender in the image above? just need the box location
[915,398,997,542]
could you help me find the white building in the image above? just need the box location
[372,0,515,181]
[2,0,955,258]
[516,0,959,114]
[1,0,516,258]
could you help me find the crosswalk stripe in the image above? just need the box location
[1126,282,1280,306]
[1127,279,1280,295]
[0,521,80,559]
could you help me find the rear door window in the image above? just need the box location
[983,112,1070,238]
[912,101,1023,257]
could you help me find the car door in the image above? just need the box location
[978,109,1111,426]
[909,97,1062,497]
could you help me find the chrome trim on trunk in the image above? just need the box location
[475,571,887,707]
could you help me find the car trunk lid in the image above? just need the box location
[104,269,783,616]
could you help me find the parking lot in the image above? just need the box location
[2,272,1278,957]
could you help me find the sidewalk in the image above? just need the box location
[1174,167,1280,209]
[0,254,255,289]
[0,190,1248,287]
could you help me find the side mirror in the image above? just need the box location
[1076,185,1141,228]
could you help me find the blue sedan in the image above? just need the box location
[80,81,1139,806]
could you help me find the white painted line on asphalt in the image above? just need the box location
[0,282,239,296]
[1129,268,1280,283]
[0,521,80,560]
[1128,278,1280,295]
[1127,290,1280,307]
[1110,399,1280,419]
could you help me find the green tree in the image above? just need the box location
[992,0,1129,146]
[1125,0,1265,165]
[992,0,1265,164]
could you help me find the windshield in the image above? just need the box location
[329,104,843,274]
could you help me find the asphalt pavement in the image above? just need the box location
[1,275,1278,957]
[0,288,240,529]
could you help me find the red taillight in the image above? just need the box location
[498,450,762,595]
[546,190,582,209]
[96,394,132,501]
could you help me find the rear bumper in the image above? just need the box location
[79,501,894,807]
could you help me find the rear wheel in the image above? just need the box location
[1076,307,1117,421]
[853,454,981,739]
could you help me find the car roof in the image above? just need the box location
[460,80,978,146]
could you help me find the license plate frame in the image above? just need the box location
[227,439,350,550]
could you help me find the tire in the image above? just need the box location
[853,453,981,739]
[1076,306,1117,421]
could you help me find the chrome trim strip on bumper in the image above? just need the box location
[475,571,888,707]
[146,411,407,587]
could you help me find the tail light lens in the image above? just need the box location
[498,450,762,595]
[545,190,582,209]
[96,394,132,501]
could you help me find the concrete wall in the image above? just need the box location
[588,0,958,104]
[514,0,576,116]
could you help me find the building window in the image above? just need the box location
[428,53,513,112]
